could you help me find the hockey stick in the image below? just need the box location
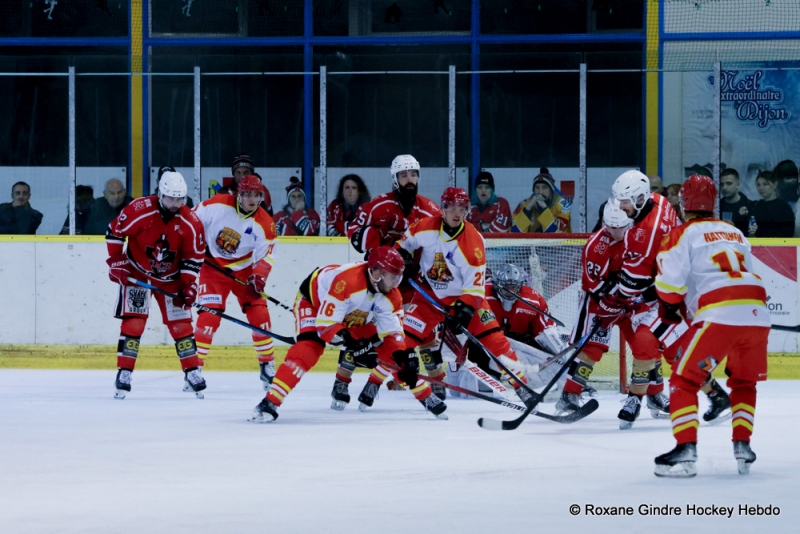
[127,278,296,345]
[478,322,601,430]
[202,260,293,312]
[504,291,565,327]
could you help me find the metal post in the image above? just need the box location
[319,66,327,233]
[193,66,201,203]
[448,65,456,187]
[68,66,76,235]
[713,61,721,216]
[578,63,587,232]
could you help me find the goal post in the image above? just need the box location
[483,232,629,392]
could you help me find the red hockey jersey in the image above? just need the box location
[106,196,205,288]
[467,198,512,233]
[581,227,626,296]
[486,282,555,340]
[616,193,679,297]
[348,191,440,253]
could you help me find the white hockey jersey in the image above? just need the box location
[193,194,277,272]
[399,216,486,307]
[655,218,770,327]
[305,262,405,349]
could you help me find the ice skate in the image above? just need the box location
[582,384,598,398]
[183,367,206,399]
[259,361,276,391]
[654,442,697,478]
[357,381,380,412]
[703,382,731,424]
[431,382,446,401]
[420,394,448,420]
[646,392,670,419]
[114,369,132,399]
[249,397,279,423]
[555,391,583,414]
[330,377,350,411]
[618,394,642,430]
[733,441,756,475]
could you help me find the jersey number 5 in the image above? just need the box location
[711,250,747,279]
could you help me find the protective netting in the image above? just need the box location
[0,0,128,37]
[486,235,629,389]
[662,0,800,71]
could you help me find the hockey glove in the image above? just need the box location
[595,294,628,330]
[445,300,475,332]
[107,253,131,285]
[349,338,379,369]
[392,349,420,386]
[246,261,270,299]
[397,247,420,283]
[657,298,684,325]
[173,283,198,310]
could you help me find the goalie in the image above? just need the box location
[448,264,569,397]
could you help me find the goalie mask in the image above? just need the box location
[494,263,522,311]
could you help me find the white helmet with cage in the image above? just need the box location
[390,154,421,190]
[603,197,632,241]
[611,169,650,217]
[158,171,188,199]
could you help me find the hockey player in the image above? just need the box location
[365,187,536,411]
[653,174,770,478]
[557,198,630,413]
[333,155,440,408]
[105,171,206,398]
[192,174,278,389]
[249,247,433,422]
[603,170,681,428]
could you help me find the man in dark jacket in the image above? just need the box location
[83,178,133,235]
[0,181,43,234]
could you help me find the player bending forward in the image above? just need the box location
[653,174,769,478]
[249,247,434,422]
[192,174,279,389]
[381,187,536,411]
[106,171,206,398]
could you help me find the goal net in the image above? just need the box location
[485,233,629,392]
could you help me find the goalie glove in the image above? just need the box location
[534,326,567,354]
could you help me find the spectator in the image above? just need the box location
[155,166,193,208]
[83,178,133,235]
[744,170,795,238]
[252,172,273,216]
[665,183,683,221]
[59,185,94,234]
[648,174,667,196]
[466,171,511,233]
[326,174,370,236]
[274,177,320,236]
[0,181,43,234]
[774,159,799,208]
[511,167,571,233]
[719,168,752,235]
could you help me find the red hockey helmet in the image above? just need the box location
[441,187,470,209]
[680,174,717,213]
[237,174,264,194]
[367,246,405,276]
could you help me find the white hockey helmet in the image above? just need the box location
[603,197,632,241]
[159,171,188,198]
[611,169,650,216]
[390,154,421,190]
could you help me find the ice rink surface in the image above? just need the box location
[0,369,796,534]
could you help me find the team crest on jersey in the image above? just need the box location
[145,234,176,276]
[215,227,242,255]
[633,228,646,243]
[343,309,369,328]
[334,280,347,294]
[594,240,608,255]
[475,248,483,261]
[478,308,495,324]
[426,252,454,288]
